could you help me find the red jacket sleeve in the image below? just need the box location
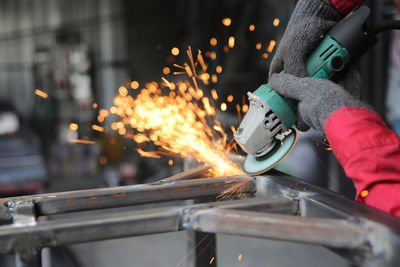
[324,107,400,217]
[331,0,365,16]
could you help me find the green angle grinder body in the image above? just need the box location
[236,83,298,175]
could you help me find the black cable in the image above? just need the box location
[373,20,400,34]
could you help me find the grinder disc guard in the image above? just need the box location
[243,129,297,175]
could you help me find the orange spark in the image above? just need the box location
[216,66,222,74]
[227,95,234,102]
[161,77,176,90]
[238,254,243,261]
[228,36,235,48]
[221,103,227,111]
[222,18,231,26]
[163,67,171,75]
[210,52,217,60]
[92,124,104,132]
[267,40,276,53]
[70,139,96,145]
[262,53,269,59]
[209,257,215,264]
[273,18,280,27]
[249,24,255,31]
[168,159,174,166]
[99,109,109,117]
[361,190,369,198]
[171,47,180,56]
[119,86,128,97]
[69,123,79,131]
[256,43,262,50]
[242,104,249,113]
[137,149,161,159]
[211,74,218,83]
[197,51,208,72]
[210,37,217,46]
[92,103,98,109]
[131,81,140,89]
[35,89,48,99]
[211,89,218,100]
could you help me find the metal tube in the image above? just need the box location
[0,208,183,254]
[0,176,255,219]
[0,198,293,254]
[184,208,368,249]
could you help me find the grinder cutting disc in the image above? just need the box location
[243,129,297,175]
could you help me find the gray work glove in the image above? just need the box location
[269,0,341,131]
[269,72,370,136]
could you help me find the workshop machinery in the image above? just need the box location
[0,164,399,267]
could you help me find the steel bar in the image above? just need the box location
[12,200,41,267]
[184,208,369,249]
[0,198,295,254]
[0,176,255,219]
[0,207,183,254]
[0,172,399,266]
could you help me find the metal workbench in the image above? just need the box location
[0,166,399,267]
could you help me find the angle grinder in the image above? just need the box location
[234,6,400,175]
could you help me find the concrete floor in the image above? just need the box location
[70,231,350,267]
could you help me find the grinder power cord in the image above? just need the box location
[234,5,400,175]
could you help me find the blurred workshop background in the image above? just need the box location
[0,0,399,266]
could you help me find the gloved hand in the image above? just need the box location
[269,72,370,136]
[269,0,341,131]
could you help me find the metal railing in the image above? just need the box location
[0,167,399,267]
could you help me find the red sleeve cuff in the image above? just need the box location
[331,0,365,16]
[324,106,400,217]
[324,106,395,164]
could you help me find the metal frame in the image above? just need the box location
[0,167,399,267]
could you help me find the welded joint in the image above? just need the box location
[181,206,211,230]
[13,200,37,227]
[361,220,400,265]
[0,200,15,221]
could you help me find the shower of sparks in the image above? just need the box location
[35,89,48,98]
[105,46,242,176]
